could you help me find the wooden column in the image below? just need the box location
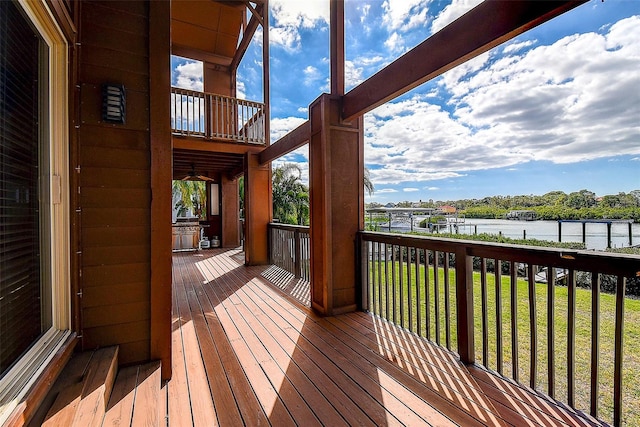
[149,0,172,380]
[244,153,271,265]
[221,176,240,248]
[309,94,364,316]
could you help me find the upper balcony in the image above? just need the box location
[171,87,266,145]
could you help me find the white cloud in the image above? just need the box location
[270,0,329,51]
[430,0,482,34]
[377,188,399,193]
[364,16,640,185]
[270,116,308,143]
[403,188,419,192]
[381,0,429,32]
[384,32,405,53]
[174,60,203,91]
[424,186,439,191]
[303,65,322,86]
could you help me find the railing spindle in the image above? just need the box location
[400,246,405,328]
[481,257,489,366]
[424,250,431,341]
[511,261,519,381]
[377,241,382,315]
[591,271,600,418]
[434,251,440,346]
[385,244,390,320]
[407,247,413,332]
[416,249,421,337]
[528,263,537,389]
[614,276,626,427]
[392,245,397,325]
[567,269,576,408]
[496,260,503,375]
[547,266,555,398]
[444,252,451,350]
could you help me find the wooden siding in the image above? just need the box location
[77,1,151,365]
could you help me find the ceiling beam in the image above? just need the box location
[341,0,587,121]
[173,138,265,155]
[172,44,232,67]
[258,121,310,165]
[330,0,344,95]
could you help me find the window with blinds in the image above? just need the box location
[0,0,52,379]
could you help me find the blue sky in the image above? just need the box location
[173,0,640,203]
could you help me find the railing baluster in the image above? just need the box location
[496,260,503,375]
[444,252,451,350]
[424,250,431,341]
[400,246,405,328]
[434,251,440,346]
[407,247,413,332]
[481,258,489,367]
[614,276,625,427]
[392,245,397,325]
[528,263,537,389]
[415,248,421,337]
[591,271,600,418]
[567,269,576,408]
[377,241,382,315]
[547,266,555,398]
[511,261,519,382]
[455,247,474,364]
[384,244,390,320]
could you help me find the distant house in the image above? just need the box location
[438,205,457,214]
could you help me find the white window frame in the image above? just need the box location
[0,0,71,423]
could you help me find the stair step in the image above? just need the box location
[41,346,119,427]
[104,361,162,426]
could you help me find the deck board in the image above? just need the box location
[110,248,605,427]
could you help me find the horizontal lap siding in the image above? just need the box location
[78,1,151,365]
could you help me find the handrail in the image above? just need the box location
[268,223,310,281]
[358,230,638,426]
[170,87,266,145]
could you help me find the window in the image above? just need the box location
[0,0,70,422]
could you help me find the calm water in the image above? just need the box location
[392,218,639,251]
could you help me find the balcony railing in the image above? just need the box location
[358,231,639,426]
[170,87,266,145]
[268,223,310,281]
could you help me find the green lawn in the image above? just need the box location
[366,260,640,426]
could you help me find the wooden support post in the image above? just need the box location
[244,153,271,265]
[607,222,612,249]
[455,247,475,364]
[582,222,586,244]
[221,176,240,247]
[629,221,633,246]
[149,0,172,380]
[309,94,364,315]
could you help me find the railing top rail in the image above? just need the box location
[359,230,640,277]
[170,87,265,109]
[268,223,310,232]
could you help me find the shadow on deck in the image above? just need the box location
[164,247,602,426]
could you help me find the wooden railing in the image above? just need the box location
[358,231,639,426]
[170,88,266,145]
[268,223,310,281]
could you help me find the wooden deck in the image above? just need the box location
[152,247,601,427]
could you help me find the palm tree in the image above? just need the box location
[172,180,207,219]
[272,163,309,225]
[364,167,375,196]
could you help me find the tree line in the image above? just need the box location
[370,189,640,222]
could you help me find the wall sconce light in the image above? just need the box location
[102,84,126,124]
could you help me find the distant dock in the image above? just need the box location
[558,219,634,249]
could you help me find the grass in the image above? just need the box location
[366,259,640,426]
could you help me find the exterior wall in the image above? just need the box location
[76,1,152,365]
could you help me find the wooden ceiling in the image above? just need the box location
[173,148,244,181]
[171,0,245,64]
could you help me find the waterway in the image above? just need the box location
[384,218,639,251]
